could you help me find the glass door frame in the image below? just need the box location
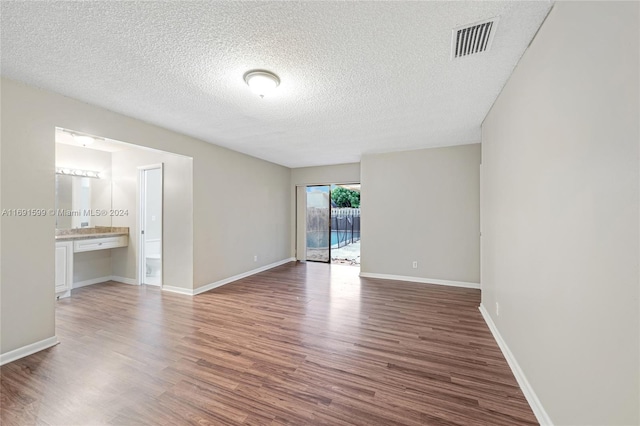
[305,184,332,263]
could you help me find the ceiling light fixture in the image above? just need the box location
[73,134,95,146]
[243,70,280,98]
[55,167,101,179]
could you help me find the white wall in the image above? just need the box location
[360,144,480,284]
[111,146,193,290]
[481,2,639,425]
[290,163,360,257]
[0,78,291,355]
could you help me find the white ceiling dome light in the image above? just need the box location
[243,70,280,98]
[73,134,95,146]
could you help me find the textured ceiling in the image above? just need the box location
[1,1,551,168]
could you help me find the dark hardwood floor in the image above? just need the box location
[1,262,537,425]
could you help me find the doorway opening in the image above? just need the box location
[138,164,163,286]
[329,185,361,266]
[298,183,361,266]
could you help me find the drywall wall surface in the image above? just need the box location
[111,146,193,290]
[481,2,639,424]
[1,80,56,354]
[361,144,480,284]
[291,163,360,186]
[191,146,290,289]
[71,251,112,285]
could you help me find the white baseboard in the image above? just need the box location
[73,276,113,289]
[359,272,480,289]
[478,304,553,425]
[110,275,137,285]
[72,275,137,289]
[192,257,296,296]
[0,336,59,366]
[162,285,193,296]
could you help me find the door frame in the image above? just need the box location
[295,182,361,264]
[137,163,164,286]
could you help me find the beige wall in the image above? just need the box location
[0,91,3,349]
[71,251,112,285]
[111,146,193,290]
[0,78,291,355]
[290,163,360,258]
[290,163,360,187]
[193,148,290,287]
[1,81,56,354]
[481,2,639,425]
[360,144,480,284]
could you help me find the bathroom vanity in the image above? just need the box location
[55,227,129,298]
[54,146,130,298]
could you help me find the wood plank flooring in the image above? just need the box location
[1,262,537,425]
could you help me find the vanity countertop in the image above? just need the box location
[55,227,129,241]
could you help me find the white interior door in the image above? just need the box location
[139,164,163,286]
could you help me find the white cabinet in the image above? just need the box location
[55,234,128,298]
[73,235,128,253]
[55,241,73,299]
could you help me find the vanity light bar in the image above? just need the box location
[56,167,102,179]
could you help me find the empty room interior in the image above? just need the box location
[1,1,638,425]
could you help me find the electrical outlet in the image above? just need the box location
[412,261,418,269]
[496,302,500,316]
[254,255,258,262]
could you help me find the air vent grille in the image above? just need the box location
[452,18,499,59]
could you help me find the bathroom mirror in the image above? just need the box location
[55,173,112,229]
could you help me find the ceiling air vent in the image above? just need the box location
[451,17,499,59]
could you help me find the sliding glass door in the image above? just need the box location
[306,185,331,262]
